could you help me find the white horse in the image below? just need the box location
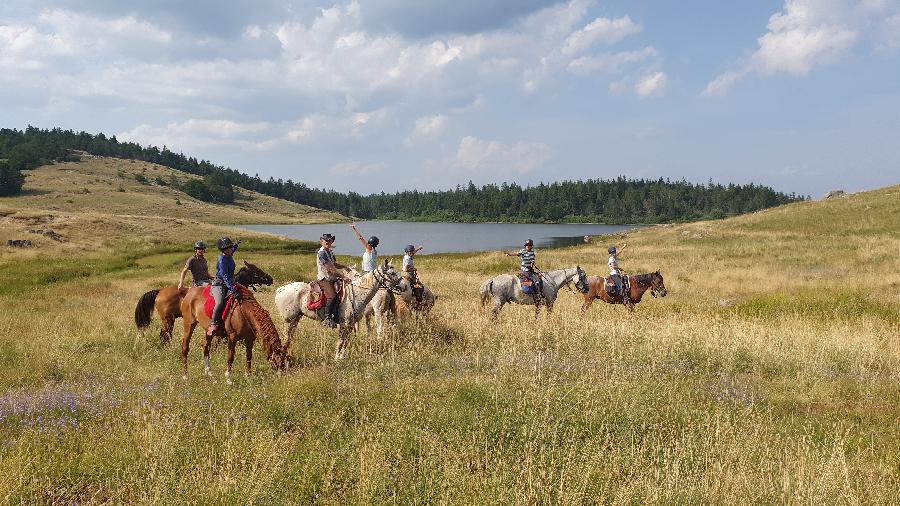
[362,276,413,336]
[274,262,404,359]
[479,267,583,318]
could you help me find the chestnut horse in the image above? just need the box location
[134,261,273,344]
[180,282,287,384]
[579,270,668,312]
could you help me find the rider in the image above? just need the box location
[608,243,629,303]
[505,239,543,302]
[403,244,425,302]
[178,240,212,290]
[317,233,353,328]
[208,237,240,336]
[350,223,379,273]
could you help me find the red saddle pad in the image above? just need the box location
[203,285,239,319]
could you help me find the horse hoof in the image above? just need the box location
[204,368,212,377]
[225,377,234,386]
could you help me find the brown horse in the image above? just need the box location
[134,261,273,344]
[180,282,287,384]
[578,270,667,312]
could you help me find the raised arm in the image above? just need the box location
[177,265,189,290]
[350,223,370,250]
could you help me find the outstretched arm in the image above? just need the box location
[617,243,628,257]
[177,266,189,290]
[350,223,370,250]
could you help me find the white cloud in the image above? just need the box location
[454,136,550,174]
[635,72,667,98]
[704,0,900,96]
[331,160,387,175]
[403,115,448,147]
[117,119,272,151]
[562,15,640,55]
[567,46,657,75]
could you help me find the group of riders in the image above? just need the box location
[505,238,630,305]
[176,223,429,336]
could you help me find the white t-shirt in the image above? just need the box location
[362,248,377,273]
[608,255,620,276]
[402,254,414,273]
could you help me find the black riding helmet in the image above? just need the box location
[320,233,335,243]
[194,240,207,250]
[524,238,534,247]
[368,236,380,247]
[217,237,234,250]
[608,246,617,254]
[404,244,415,253]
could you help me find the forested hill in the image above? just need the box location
[1,127,804,223]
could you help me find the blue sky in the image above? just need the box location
[1,0,898,196]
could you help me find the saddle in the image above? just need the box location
[307,279,344,311]
[517,273,539,295]
[605,275,629,296]
[202,284,246,320]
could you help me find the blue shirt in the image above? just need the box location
[216,254,237,292]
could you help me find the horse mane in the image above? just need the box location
[634,273,656,286]
[239,296,283,357]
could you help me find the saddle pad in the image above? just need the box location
[307,281,344,310]
[203,284,236,319]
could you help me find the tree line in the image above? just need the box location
[0,127,805,222]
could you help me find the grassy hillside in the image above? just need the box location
[0,185,897,503]
[1,155,343,226]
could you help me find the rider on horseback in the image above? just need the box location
[607,243,629,304]
[178,240,212,290]
[318,233,353,328]
[403,244,425,303]
[207,237,240,336]
[505,239,543,303]
[350,223,379,274]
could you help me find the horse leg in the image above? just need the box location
[225,340,236,386]
[491,299,504,319]
[581,295,594,313]
[245,337,253,376]
[334,327,350,360]
[161,313,176,346]
[373,309,384,338]
[202,333,213,377]
[181,318,197,380]
[283,318,298,355]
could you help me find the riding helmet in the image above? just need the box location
[368,236,380,247]
[217,237,234,250]
[608,246,617,254]
[404,244,415,253]
[194,240,207,250]
[320,233,335,243]
[524,239,534,247]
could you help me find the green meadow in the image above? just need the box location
[0,167,898,503]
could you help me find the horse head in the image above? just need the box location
[238,260,274,291]
[574,265,589,293]
[649,270,667,298]
[376,260,404,293]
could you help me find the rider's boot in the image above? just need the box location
[322,298,338,328]
[206,321,220,337]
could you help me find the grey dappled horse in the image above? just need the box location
[479,267,582,318]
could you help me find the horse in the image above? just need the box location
[479,267,583,318]
[579,270,667,312]
[178,272,286,385]
[134,261,273,345]
[362,276,413,336]
[274,261,405,360]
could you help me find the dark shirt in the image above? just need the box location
[216,254,236,293]
[185,255,212,284]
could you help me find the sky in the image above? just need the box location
[2,0,899,197]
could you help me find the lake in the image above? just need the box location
[235,221,640,255]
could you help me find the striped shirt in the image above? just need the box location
[518,248,536,271]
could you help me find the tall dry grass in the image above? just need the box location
[0,186,897,503]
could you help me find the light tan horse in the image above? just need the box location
[180,283,287,384]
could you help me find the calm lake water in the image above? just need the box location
[236,221,640,255]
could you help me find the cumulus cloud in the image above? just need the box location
[454,136,550,174]
[562,15,640,54]
[403,115,448,147]
[567,46,657,75]
[635,72,667,98]
[704,0,899,96]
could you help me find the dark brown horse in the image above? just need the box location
[180,282,287,383]
[578,270,667,312]
[134,261,273,344]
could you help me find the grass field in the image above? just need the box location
[0,183,897,504]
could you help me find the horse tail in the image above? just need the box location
[480,280,494,307]
[135,289,159,329]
